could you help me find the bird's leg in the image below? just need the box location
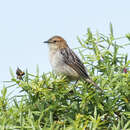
[74,79,78,87]
[68,80,79,94]
[72,79,79,93]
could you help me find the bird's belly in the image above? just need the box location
[49,51,79,79]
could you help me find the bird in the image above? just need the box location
[44,35,102,91]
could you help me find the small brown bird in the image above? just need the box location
[44,35,101,90]
[16,67,25,80]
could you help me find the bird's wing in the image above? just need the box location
[60,48,103,91]
[60,48,90,79]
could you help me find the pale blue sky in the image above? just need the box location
[0,0,130,90]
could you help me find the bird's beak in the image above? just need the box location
[40,40,52,44]
[40,41,48,44]
[44,40,54,44]
[44,40,49,43]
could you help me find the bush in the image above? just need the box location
[0,24,130,129]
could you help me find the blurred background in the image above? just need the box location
[0,0,130,90]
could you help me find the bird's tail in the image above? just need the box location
[85,78,102,92]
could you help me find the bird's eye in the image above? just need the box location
[53,40,57,43]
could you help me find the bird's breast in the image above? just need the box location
[49,50,79,79]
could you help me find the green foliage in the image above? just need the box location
[0,24,130,129]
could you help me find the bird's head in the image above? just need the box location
[44,36,68,50]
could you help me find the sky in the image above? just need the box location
[0,0,130,91]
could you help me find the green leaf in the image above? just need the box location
[126,33,130,41]
[9,67,15,79]
[110,22,114,40]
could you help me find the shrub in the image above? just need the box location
[0,24,130,129]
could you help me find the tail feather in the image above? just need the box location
[85,78,102,92]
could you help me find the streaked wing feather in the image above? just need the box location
[60,48,89,79]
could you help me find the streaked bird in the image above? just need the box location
[44,35,101,91]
